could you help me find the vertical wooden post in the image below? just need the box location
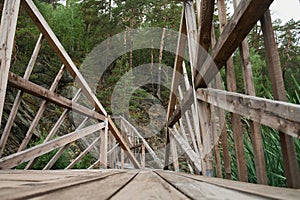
[170,132,179,172]
[217,0,248,182]
[233,0,267,185]
[99,119,108,169]
[211,25,232,179]
[0,0,21,127]
[141,143,145,168]
[108,131,116,168]
[261,10,300,188]
[121,148,124,169]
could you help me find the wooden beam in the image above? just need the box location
[43,144,69,170]
[168,88,194,127]
[120,116,163,168]
[108,117,141,169]
[185,1,198,78]
[8,72,106,121]
[261,10,300,188]
[168,0,274,126]
[0,123,105,169]
[178,86,199,155]
[233,0,267,185]
[0,33,43,157]
[0,0,21,126]
[42,111,88,170]
[195,0,215,80]
[196,88,300,138]
[169,127,202,174]
[66,136,101,169]
[21,0,107,116]
[211,26,232,180]
[165,8,187,169]
[141,144,145,168]
[194,0,274,88]
[18,65,65,152]
[169,132,179,172]
[217,0,248,182]
[99,120,108,169]
[25,89,81,170]
[197,0,215,52]
[87,160,99,169]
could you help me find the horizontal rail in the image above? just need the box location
[0,123,105,169]
[197,88,300,138]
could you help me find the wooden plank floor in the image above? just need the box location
[0,170,299,200]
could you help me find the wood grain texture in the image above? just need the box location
[165,8,187,169]
[169,127,202,174]
[178,171,300,200]
[18,65,65,152]
[0,123,104,169]
[21,0,107,117]
[111,170,188,200]
[8,72,106,121]
[156,171,266,200]
[0,34,43,157]
[0,0,21,126]
[196,88,300,138]
[194,0,274,88]
[261,9,300,188]
[1,170,299,200]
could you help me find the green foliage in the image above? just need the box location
[73,153,96,169]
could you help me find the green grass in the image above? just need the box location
[216,74,300,187]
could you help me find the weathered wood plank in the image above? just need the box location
[18,65,65,152]
[0,170,126,199]
[0,123,105,169]
[169,127,202,174]
[0,0,21,127]
[194,0,274,88]
[8,72,106,121]
[196,88,300,138]
[155,171,266,200]
[261,9,300,188]
[111,171,188,200]
[0,33,43,157]
[21,0,107,117]
[32,171,139,200]
[178,172,300,200]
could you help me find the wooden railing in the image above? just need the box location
[165,0,300,188]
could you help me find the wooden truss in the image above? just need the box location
[0,0,299,190]
[0,0,142,170]
[165,0,300,189]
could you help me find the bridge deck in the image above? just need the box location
[0,170,299,199]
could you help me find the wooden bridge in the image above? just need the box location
[0,0,299,199]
